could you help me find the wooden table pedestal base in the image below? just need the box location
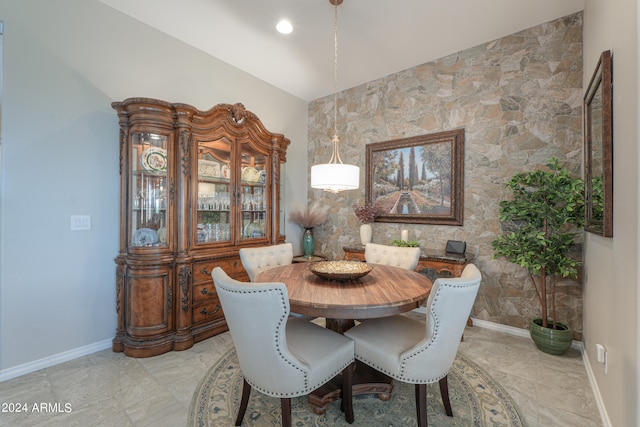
[325,318,355,335]
[308,361,393,415]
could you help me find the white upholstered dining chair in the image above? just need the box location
[239,242,314,320]
[344,263,482,427]
[211,267,355,426]
[239,242,294,282]
[364,243,423,314]
[364,242,421,271]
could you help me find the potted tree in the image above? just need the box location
[491,158,584,355]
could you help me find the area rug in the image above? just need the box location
[188,347,524,427]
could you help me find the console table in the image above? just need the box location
[342,245,470,277]
[343,245,473,327]
[292,255,328,263]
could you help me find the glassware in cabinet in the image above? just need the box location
[239,144,268,241]
[195,137,232,244]
[130,133,168,247]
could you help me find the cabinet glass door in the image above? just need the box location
[239,142,268,241]
[196,137,232,244]
[130,133,169,247]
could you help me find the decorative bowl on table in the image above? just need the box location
[309,261,373,281]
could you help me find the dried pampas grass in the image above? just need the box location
[288,202,329,228]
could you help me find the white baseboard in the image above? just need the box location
[471,317,610,426]
[470,317,582,350]
[0,339,112,383]
[581,349,613,427]
[470,317,531,338]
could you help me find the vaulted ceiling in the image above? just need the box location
[99,0,585,101]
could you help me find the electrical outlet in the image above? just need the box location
[596,344,608,374]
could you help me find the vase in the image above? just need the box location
[529,318,572,355]
[302,228,315,258]
[360,223,372,245]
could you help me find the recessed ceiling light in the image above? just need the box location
[276,19,293,34]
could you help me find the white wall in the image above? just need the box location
[583,1,638,426]
[0,0,308,374]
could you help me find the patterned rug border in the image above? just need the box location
[188,347,524,427]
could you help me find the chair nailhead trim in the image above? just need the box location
[219,280,354,397]
[357,280,478,383]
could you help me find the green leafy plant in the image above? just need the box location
[390,239,420,247]
[491,158,584,330]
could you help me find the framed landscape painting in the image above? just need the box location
[365,129,464,225]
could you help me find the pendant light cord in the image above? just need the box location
[331,2,344,164]
[310,0,359,193]
[333,3,338,139]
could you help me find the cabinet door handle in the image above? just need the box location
[200,287,215,296]
[201,262,238,275]
[200,260,238,275]
[200,304,221,316]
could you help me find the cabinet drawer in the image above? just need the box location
[192,300,224,325]
[193,282,218,304]
[193,257,246,283]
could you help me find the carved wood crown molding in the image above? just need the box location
[112,98,291,162]
[229,103,247,125]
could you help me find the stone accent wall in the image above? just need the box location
[307,13,584,339]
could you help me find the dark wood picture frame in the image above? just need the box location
[365,129,464,225]
[584,50,613,237]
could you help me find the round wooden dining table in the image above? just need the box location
[254,261,432,333]
[254,261,433,414]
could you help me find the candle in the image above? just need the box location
[401,229,409,242]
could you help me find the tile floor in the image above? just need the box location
[0,321,602,427]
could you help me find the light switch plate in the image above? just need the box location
[71,215,91,231]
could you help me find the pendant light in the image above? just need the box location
[310,0,360,193]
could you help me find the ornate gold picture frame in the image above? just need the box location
[365,129,464,225]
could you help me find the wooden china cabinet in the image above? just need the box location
[112,98,289,357]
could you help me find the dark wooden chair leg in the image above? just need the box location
[415,383,428,427]
[340,362,355,423]
[280,398,292,427]
[235,378,251,426]
[439,375,453,417]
